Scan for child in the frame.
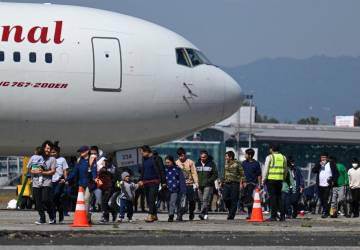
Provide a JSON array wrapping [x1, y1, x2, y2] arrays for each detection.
[[27, 147, 45, 185], [165, 155, 186, 222], [118, 172, 142, 222]]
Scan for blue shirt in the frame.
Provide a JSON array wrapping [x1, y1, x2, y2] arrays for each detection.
[[242, 160, 261, 184]]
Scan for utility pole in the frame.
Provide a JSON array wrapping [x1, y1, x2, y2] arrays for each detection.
[[245, 94, 254, 149]]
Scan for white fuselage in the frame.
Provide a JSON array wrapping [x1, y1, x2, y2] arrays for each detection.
[[0, 3, 241, 155]]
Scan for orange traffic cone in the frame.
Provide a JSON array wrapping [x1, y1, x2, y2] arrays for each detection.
[[71, 186, 91, 227], [247, 188, 264, 222]]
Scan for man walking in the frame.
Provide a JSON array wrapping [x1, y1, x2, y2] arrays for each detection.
[[242, 148, 262, 219], [139, 145, 166, 223], [348, 158, 360, 217], [195, 150, 218, 220], [176, 147, 199, 221], [262, 144, 287, 221], [312, 152, 339, 218], [223, 151, 245, 220]]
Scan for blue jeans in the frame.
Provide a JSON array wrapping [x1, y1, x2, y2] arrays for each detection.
[[119, 199, 133, 219]]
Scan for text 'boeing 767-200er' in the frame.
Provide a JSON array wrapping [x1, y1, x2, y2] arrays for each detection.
[[0, 2, 241, 155]]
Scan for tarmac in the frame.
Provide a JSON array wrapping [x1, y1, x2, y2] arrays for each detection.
[[0, 210, 360, 248]]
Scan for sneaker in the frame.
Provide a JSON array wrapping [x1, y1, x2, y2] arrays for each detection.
[[321, 214, 329, 219], [49, 219, 56, 224], [117, 218, 124, 223], [58, 220, 64, 224], [204, 214, 208, 220], [100, 218, 109, 224], [189, 213, 195, 221], [35, 221, 45, 225], [198, 214, 205, 220], [168, 215, 174, 222], [127, 218, 133, 223]]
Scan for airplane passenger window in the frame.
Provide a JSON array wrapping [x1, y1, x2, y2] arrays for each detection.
[[176, 48, 191, 67], [13, 52, 20, 62], [29, 52, 36, 63], [0, 51, 4, 62], [45, 53, 52, 63]]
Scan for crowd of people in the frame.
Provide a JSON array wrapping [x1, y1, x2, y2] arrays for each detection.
[[25, 140, 360, 225]]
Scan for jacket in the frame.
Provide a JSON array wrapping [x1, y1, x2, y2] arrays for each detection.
[[119, 180, 139, 201], [98, 167, 113, 191], [140, 155, 166, 185], [195, 156, 218, 188], [165, 165, 187, 193], [312, 160, 339, 187], [224, 160, 245, 183], [67, 158, 97, 188], [175, 158, 199, 186], [282, 167, 304, 193]]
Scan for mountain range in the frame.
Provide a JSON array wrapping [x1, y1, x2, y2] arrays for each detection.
[[224, 55, 360, 124]]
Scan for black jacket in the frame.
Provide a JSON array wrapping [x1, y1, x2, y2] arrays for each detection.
[[312, 160, 339, 187]]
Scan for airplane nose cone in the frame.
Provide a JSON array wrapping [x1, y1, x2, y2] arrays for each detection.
[[223, 73, 242, 119]]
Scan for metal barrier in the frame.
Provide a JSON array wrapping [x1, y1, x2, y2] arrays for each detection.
[[0, 157, 22, 186]]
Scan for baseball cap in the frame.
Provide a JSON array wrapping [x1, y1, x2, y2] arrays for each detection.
[[77, 145, 90, 153]]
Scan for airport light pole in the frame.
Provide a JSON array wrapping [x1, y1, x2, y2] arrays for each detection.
[[245, 94, 254, 148]]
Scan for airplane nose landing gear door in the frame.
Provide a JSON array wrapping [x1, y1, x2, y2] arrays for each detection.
[[92, 37, 122, 91]]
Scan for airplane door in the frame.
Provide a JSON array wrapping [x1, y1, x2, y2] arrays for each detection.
[[92, 37, 122, 91]]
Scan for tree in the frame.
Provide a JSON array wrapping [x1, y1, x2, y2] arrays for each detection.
[[297, 117, 320, 125], [255, 113, 279, 124]]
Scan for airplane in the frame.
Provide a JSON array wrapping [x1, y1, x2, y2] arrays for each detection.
[[0, 2, 242, 155]]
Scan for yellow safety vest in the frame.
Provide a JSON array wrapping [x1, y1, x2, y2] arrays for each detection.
[[268, 153, 286, 181]]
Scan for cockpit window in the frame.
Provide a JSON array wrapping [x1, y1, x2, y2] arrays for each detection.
[[186, 49, 201, 66], [196, 50, 212, 65], [176, 48, 212, 67], [186, 48, 212, 67], [176, 48, 191, 67]]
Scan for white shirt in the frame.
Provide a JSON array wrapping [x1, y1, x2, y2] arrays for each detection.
[[348, 167, 360, 189], [97, 157, 106, 172], [319, 162, 332, 187], [52, 157, 69, 182]]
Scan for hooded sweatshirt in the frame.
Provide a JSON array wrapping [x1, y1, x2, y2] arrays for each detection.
[[195, 156, 218, 188]]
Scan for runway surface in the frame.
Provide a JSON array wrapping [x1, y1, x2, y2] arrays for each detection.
[[0, 210, 359, 247]]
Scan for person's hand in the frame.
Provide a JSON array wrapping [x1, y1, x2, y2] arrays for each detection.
[[300, 187, 304, 194], [138, 181, 144, 187], [59, 179, 65, 184], [65, 181, 69, 185]]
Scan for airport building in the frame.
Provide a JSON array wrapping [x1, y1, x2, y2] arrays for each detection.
[[1, 107, 360, 187]]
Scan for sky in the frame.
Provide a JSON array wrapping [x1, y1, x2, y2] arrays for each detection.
[[3, 0, 360, 67]]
